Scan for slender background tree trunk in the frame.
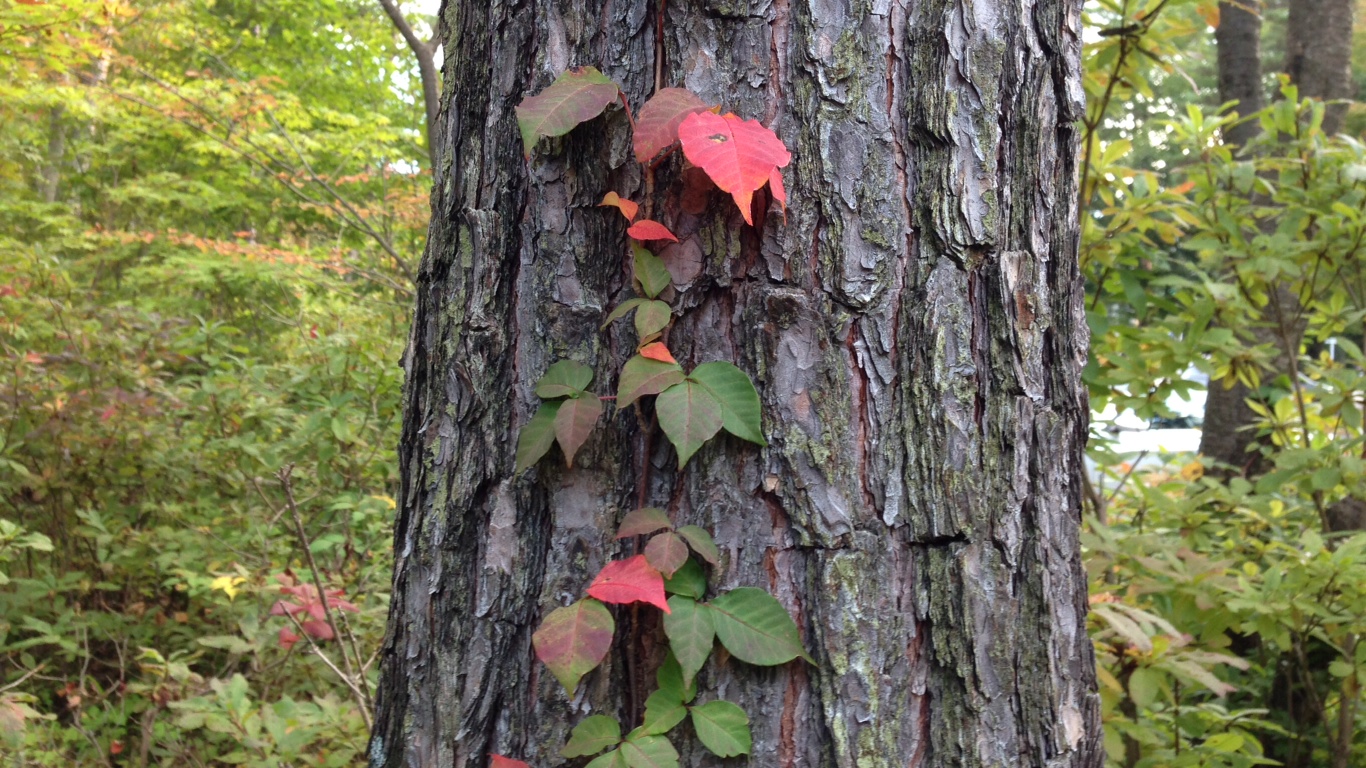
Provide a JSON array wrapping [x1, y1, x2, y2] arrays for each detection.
[[369, 1, 1101, 766]]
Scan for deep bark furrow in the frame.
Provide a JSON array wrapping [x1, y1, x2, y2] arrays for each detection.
[[371, 0, 1099, 766]]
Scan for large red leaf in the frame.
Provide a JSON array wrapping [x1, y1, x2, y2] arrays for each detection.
[[626, 220, 678, 242], [586, 555, 670, 612], [677, 112, 790, 226], [633, 88, 710, 163], [533, 598, 616, 693], [490, 756, 532, 768], [516, 67, 621, 157]]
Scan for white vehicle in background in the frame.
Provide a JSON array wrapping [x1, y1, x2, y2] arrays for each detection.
[[1088, 369, 1207, 476]]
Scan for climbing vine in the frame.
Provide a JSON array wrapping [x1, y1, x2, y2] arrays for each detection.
[[498, 66, 804, 768]]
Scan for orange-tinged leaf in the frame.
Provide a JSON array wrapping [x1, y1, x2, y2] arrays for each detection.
[[626, 220, 678, 242], [533, 598, 615, 693], [516, 67, 621, 156], [616, 507, 673, 538], [644, 532, 689, 577], [617, 355, 686, 408], [634, 88, 711, 163], [587, 555, 670, 612], [639, 342, 676, 364], [678, 112, 791, 225], [600, 191, 639, 221], [768, 167, 787, 213], [554, 396, 603, 467], [491, 756, 532, 768]]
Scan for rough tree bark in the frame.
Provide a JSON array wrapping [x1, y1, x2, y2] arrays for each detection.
[[369, 1, 1100, 767], [1284, 0, 1355, 135]]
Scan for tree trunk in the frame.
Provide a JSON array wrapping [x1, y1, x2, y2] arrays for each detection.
[[369, 1, 1100, 767], [1284, 0, 1355, 135], [1216, 0, 1263, 148]]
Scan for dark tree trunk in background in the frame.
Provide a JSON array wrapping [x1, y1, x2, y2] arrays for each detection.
[[1216, 0, 1263, 148], [369, 1, 1100, 767], [1284, 0, 1355, 135]]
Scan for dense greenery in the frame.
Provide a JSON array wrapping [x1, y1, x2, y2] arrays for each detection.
[[2, 0, 1365, 765]]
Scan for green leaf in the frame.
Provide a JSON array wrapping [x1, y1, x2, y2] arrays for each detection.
[[616, 508, 673, 539], [662, 596, 714, 687], [657, 651, 697, 703], [619, 733, 679, 768], [688, 362, 765, 445], [1311, 466, 1341, 491], [532, 598, 615, 694], [562, 715, 623, 758], [656, 380, 723, 467], [674, 525, 719, 565], [515, 66, 621, 155], [634, 300, 672, 339], [515, 401, 562, 472], [689, 701, 751, 757], [617, 355, 686, 408], [1202, 733, 1244, 753], [554, 395, 603, 467], [602, 298, 647, 329], [584, 750, 627, 768], [634, 245, 673, 299], [707, 587, 810, 666], [641, 688, 687, 735], [645, 532, 689, 577], [663, 559, 706, 599], [1128, 667, 1162, 709], [536, 360, 594, 399]]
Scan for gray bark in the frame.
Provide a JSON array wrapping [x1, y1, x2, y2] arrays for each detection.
[[1284, 0, 1354, 135], [1215, 0, 1263, 148], [369, 1, 1100, 767]]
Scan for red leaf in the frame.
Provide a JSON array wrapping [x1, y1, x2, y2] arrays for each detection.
[[278, 627, 301, 650], [533, 598, 616, 693], [302, 619, 334, 640], [586, 555, 670, 612], [678, 112, 791, 225], [515, 67, 621, 156], [768, 167, 787, 212], [490, 756, 532, 768], [626, 220, 678, 242], [615, 507, 673, 538], [600, 191, 639, 221], [634, 88, 711, 163], [638, 342, 676, 365]]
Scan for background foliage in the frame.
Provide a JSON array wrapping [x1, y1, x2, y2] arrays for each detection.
[[3, 0, 1366, 765]]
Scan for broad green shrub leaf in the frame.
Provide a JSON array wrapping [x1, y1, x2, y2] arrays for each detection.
[[515, 67, 620, 156], [536, 360, 594, 399], [603, 298, 648, 328], [619, 732, 679, 768], [587, 555, 670, 612], [689, 700, 751, 757], [532, 598, 615, 694], [616, 508, 673, 539], [634, 88, 710, 163], [617, 356, 685, 408], [633, 246, 673, 299], [641, 688, 687, 735], [675, 525, 719, 565], [662, 596, 713, 686], [516, 401, 562, 472], [634, 300, 671, 340], [656, 380, 723, 467], [657, 651, 697, 703], [1127, 667, 1162, 708], [688, 362, 764, 445], [663, 558, 706, 599], [562, 715, 622, 758], [677, 111, 791, 225], [644, 532, 689, 577], [707, 587, 810, 665], [553, 395, 603, 467]]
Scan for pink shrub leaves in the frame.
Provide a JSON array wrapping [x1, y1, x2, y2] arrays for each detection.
[[515, 67, 620, 156], [633, 88, 711, 164], [269, 573, 358, 648], [586, 555, 669, 612], [677, 111, 790, 225], [532, 598, 615, 693]]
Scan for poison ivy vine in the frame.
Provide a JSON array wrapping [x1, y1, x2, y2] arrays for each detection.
[[499, 66, 804, 768]]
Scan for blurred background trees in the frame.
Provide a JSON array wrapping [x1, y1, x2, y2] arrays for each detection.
[[3, 0, 1366, 765]]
